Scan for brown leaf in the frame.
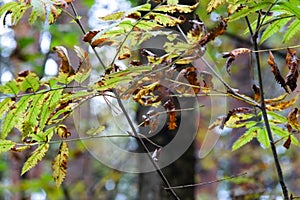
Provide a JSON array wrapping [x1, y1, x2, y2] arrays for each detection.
[[268, 51, 289, 93], [187, 15, 206, 43], [91, 38, 114, 48], [223, 48, 252, 75], [287, 107, 300, 130], [252, 84, 260, 102], [83, 30, 100, 43], [266, 95, 298, 111], [283, 135, 291, 149], [285, 48, 299, 92], [201, 71, 214, 89], [53, 46, 74, 75], [199, 17, 227, 46], [163, 99, 177, 130]]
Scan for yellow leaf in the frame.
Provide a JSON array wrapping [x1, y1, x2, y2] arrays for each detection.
[[266, 94, 298, 111], [207, 0, 226, 14], [52, 142, 68, 187]]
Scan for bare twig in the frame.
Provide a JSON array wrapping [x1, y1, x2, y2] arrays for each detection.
[[69, 2, 180, 199], [247, 9, 290, 199], [164, 172, 247, 189]]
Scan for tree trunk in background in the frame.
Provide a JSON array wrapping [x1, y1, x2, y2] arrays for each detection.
[[137, 0, 197, 199]]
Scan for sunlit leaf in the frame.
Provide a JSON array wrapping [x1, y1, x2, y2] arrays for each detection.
[[265, 93, 287, 103], [1, 96, 31, 139], [266, 94, 298, 111], [232, 126, 260, 151], [270, 125, 300, 146], [283, 19, 300, 43], [100, 11, 125, 21], [52, 142, 68, 187], [145, 13, 185, 27], [0, 80, 19, 95], [16, 71, 40, 92], [0, 2, 29, 25], [21, 143, 49, 175], [155, 3, 199, 14], [256, 128, 270, 148], [0, 140, 15, 153], [207, 0, 226, 14], [260, 17, 291, 44], [0, 98, 14, 119]]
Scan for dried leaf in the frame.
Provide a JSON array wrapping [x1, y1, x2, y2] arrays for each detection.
[[265, 93, 287, 104], [268, 51, 289, 93], [53, 46, 74, 76], [287, 108, 300, 130], [283, 135, 291, 149], [187, 15, 206, 43], [266, 95, 298, 111], [201, 71, 214, 92], [199, 18, 227, 46], [285, 48, 299, 91], [83, 30, 100, 44], [52, 142, 68, 187], [163, 99, 177, 130], [222, 48, 252, 75], [252, 84, 260, 102], [74, 46, 91, 83], [56, 125, 71, 139]]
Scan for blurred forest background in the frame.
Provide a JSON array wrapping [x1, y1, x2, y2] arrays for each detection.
[[1, 0, 300, 199]]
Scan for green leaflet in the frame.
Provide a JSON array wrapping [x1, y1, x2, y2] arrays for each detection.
[[1, 96, 31, 139], [0, 2, 29, 25], [17, 72, 40, 92], [39, 90, 63, 130], [167, 0, 179, 4], [52, 142, 69, 187], [22, 93, 45, 137], [270, 125, 300, 147], [277, 1, 300, 20], [0, 140, 15, 154], [260, 17, 291, 44], [257, 128, 270, 148], [21, 143, 49, 175], [0, 98, 14, 119], [283, 19, 300, 43], [229, 1, 274, 22], [267, 111, 287, 124], [0, 80, 19, 95], [232, 126, 261, 151]]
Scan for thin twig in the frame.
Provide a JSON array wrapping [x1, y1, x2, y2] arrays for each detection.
[[164, 172, 247, 189], [69, 3, 180, 199], [248, 10, 290, 199]]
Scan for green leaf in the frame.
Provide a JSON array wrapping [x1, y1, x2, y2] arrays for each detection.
[[29, 0, 46, 24], [1, 96, 31, 139], [167, 0, 179, 5], [260, 17, 291, 44], [100, 11, 125, 21], [155, 3, 198, 14], [0, 80, 19, 95], [17, 72, 40, 92], [39, 90, 63, 130], [0, 140, 15, 154], [0, 2, 29, 25], [21, 143, 49, 175], [277, 1, 300, 20], [22, 93, 45, 137], [145, 13, 185, 27], [257, 128, 270, 148], [52, 142, 69, 187], [283, 19, 300, 43], [232, 126, 260, 151], [267, 111, 287, 124], [229, 1, 274, 22], [270, 125, 300, 147], [0, 98, 14, 119]]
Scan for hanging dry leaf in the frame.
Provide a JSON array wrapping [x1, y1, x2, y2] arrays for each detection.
[[201, 71, 214, 93], [222, 48, 251, 75], [163, 99, 177, 130], [283, 135, 291, 149], [83, 30, 100, 44], [187, 15, 206, 43], [53, 46, 74, 75], [267, 51, 289, 93], [285, 48, 299, 92], [56, 125, 71, 138], [199, 17, 227, 46], [287, 107, 300, 130], [252, 84, 260, 102]]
